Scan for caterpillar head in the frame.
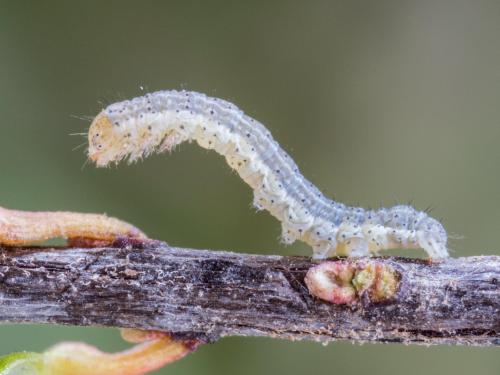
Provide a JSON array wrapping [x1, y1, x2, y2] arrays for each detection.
[[88, 112, 123, 167]]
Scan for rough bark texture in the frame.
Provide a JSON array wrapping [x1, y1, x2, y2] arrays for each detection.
[[0, 243, 498, 346]]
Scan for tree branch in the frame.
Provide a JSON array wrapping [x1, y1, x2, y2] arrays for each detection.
[[0, 243, 498, 346]]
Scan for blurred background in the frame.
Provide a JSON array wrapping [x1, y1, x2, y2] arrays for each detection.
[[1, 0, 499, 374]]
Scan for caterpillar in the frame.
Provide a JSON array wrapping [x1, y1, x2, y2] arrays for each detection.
[[87, 90, 448, 260]]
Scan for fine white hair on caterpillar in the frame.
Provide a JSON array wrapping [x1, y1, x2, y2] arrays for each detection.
[[87, 90, 448, 260]]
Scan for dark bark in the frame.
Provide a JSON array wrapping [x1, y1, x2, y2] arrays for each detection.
[[0, 243, 498, 346]]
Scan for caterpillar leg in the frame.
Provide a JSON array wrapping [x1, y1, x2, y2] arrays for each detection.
[[0, 206, 147, 247], [158, 130, 185, 153], [334, 223, 448, 260], [416, 230, 449, 260], [43, 329, 197, 375], [335, 225, 370, 257]]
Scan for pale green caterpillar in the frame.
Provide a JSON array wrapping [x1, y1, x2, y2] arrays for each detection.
[[88, 90, 448, 260]]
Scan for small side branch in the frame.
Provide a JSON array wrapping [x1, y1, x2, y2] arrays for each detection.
[[0, 244, 498, 346]]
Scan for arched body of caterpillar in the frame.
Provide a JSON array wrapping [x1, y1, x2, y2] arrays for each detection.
[[88, 90, 448, 260], [0, 206, 146, 246]]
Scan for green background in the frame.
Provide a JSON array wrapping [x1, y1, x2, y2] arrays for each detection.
[[1, 1, 499, 374]]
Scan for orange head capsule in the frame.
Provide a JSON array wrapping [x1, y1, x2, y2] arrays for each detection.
[[88, 112, 123, 167]]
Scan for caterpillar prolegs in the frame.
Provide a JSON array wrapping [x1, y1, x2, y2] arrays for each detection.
[[88, 90, 449, 260]]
